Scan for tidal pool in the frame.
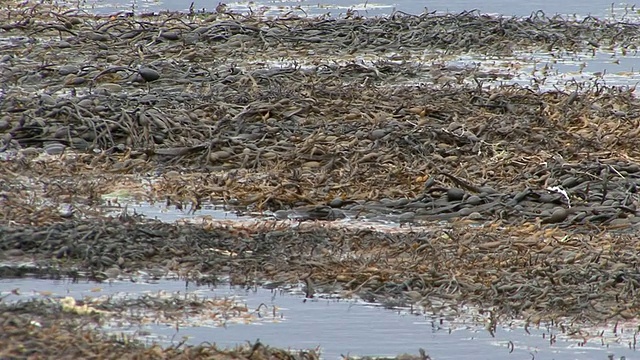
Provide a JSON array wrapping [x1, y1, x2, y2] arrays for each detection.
[[107, 201, 255, 222], [110, 200, 436, 233], [0, 277, 635, 359]]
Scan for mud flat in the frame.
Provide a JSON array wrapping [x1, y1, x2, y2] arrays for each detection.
[[2, 1, 640, 358]]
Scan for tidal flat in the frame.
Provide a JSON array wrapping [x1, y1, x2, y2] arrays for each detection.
[[1, 1, 640, 358]]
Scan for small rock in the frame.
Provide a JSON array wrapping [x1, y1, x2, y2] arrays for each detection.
[[467, 212, 484, 220], [44, 142, 66, 155], [77, 98, 94, 108], [64, 75, 86, 86], [466, 195, 482, 205], [160, 31, 180, 40], [138, 67, 160, 82], [393, 198, 410, 207], [86, 32, 109, 41], [208, 150, 232, 162], [164, 170, 181, 179], [39, 93, 56, 105], [478, 186, 498, 195], [370, 129, 387, 139], [58, 65, 80, 76], [458, 207, 474, 216], [329, 197, 343, 208], [273, 210, 290, 220], [0, 118, 9, 131], [541, 208, 569, 224], [447, 188, 465, 201], [561, 176, 580, 188]]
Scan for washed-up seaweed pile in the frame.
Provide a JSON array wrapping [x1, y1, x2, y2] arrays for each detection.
[[2, 1, 640, 58], [2, 213, 640, 326], [3, 3, 640, 228], [5, 83, 640, 227]]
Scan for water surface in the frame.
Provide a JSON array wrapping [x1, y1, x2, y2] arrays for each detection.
[[0, 278, 636, 359], [63, 0, 639, 18]]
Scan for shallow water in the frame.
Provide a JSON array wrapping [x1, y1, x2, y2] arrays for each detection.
[[61, 0, 639, 18], [113, 200, 433, 233], [446, 49, 640, 91], [53, 0, 640, 93], [0, 277, 636, 359], [87, 203, 640, 359], [110, 201, 254, 222]]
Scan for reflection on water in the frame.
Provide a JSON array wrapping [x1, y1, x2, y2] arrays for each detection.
[[0, 277, 636, 359], [444, 49, 640, 91], [106, 201, 254, 222]]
